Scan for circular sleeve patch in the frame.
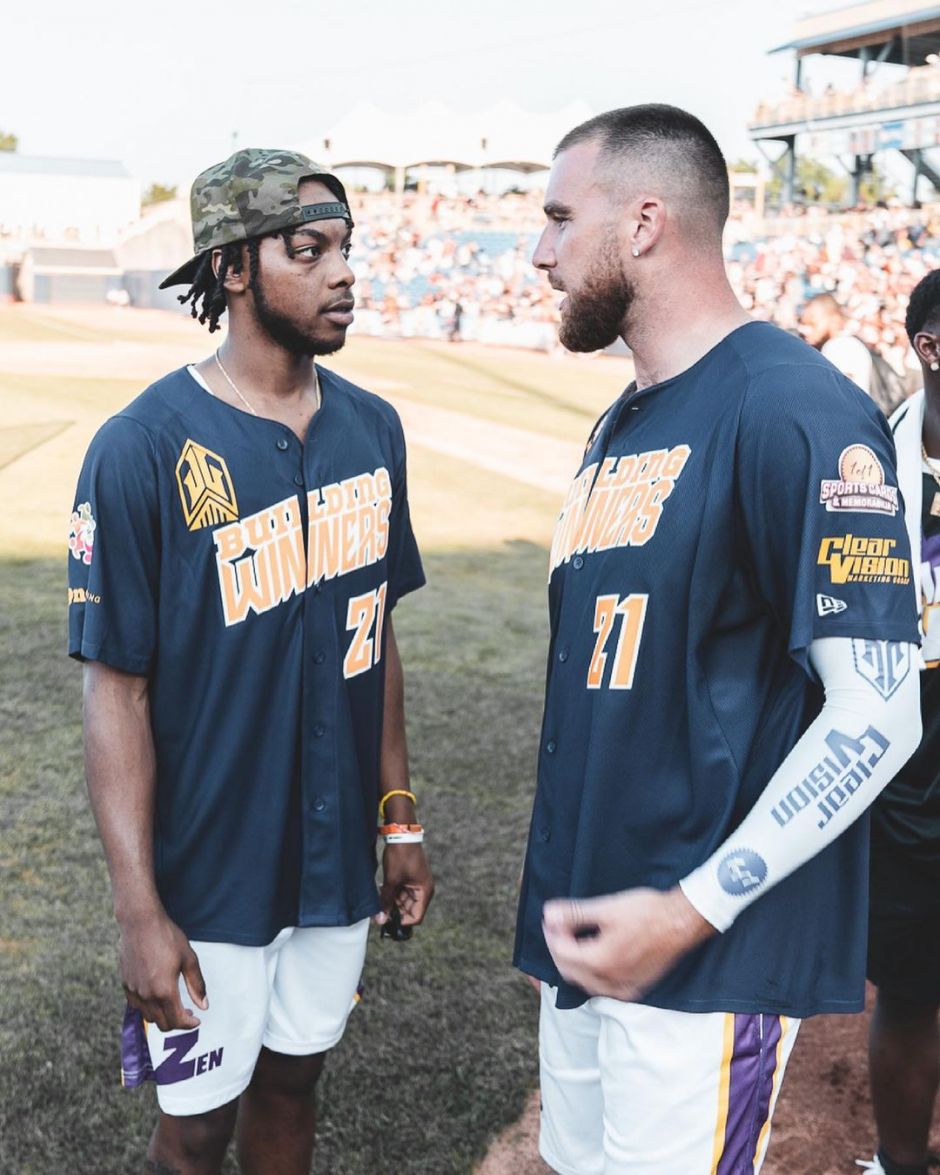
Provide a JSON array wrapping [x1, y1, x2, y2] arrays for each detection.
[[717, 849, 768, 896]]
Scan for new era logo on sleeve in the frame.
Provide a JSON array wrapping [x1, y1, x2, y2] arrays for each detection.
[[816, 593, 848, 617]]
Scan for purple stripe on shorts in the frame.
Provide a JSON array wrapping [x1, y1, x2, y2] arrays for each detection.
[[120, 1005, 154, 1089], [716, 1013, 784, 1174], [753, 1014, 783, 1149], [716, 1014, 762, 1175]]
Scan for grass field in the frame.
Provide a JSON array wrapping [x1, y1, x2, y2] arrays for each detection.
[[0, 305, 631, 1172]]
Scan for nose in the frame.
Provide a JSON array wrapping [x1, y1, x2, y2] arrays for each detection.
[[532, 227, 555, 272], [330, 254, 355, 289]]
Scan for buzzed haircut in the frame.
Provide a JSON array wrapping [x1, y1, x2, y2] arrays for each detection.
[[905, 268, 940, 343], [555, 104, 730, 236]]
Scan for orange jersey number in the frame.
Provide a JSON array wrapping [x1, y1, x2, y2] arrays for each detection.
[[587, 593, 648, 690], [343, 581, 388, 679]]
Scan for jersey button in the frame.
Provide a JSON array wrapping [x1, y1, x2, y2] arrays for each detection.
[[558, 648, 569, 663], [572, 556, 584, 570], [546, 739, 557, 754], [313, 724, 325, 737], [293, 473, 304, 487], [539, 828, 551, 843], [276, 438, 289, 451], [313, 796, 326, 812], [313, 651, 326, 665]]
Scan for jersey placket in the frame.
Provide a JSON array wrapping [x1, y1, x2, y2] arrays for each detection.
[[283, 407, 343, 922], [532, 389, 658, 923]]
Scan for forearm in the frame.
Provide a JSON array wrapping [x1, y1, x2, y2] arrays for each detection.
[[82, 661, 162, 923], [680, 637, 922, 931], [379, 618, 416, 824]]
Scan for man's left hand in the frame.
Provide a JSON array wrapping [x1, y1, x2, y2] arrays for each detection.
[[542, 886, 716, 1001], [377, 843, 435, 928]]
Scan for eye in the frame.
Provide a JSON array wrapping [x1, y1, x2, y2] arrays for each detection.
[[341, 242, 352, 260], [296, 244, 321, 260]]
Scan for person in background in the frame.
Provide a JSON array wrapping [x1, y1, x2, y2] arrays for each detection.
[[859, 269, 940, 1175], [799, 292, 874, 395]]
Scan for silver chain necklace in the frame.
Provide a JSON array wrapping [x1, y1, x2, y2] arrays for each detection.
[[212, 350, 321, 417]]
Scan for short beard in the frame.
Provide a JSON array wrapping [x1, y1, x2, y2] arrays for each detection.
[[558, 241, 634, 354], [252, 265, 346, 358]]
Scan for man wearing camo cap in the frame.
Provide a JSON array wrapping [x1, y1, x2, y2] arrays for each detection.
[[68, 148, 433, 1171]]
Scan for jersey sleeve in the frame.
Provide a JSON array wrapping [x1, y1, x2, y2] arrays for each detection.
[[736, 363, 919, 675], [67, 415, 160, 675], [385, 413, 425, 610]]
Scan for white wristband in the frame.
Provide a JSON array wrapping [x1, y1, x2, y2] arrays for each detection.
[[383, 831, 425, 844]]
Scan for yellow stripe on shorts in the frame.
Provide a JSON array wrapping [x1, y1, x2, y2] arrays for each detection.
[[710, 1012, 735, 1173]]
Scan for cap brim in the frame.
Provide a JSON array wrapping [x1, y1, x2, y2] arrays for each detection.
[[159, 253, 204, 290]]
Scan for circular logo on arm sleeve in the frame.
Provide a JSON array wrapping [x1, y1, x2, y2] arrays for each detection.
[[819, 443, 899, 515], [838, 444, 883, 485], [717, 849, 767, 896]]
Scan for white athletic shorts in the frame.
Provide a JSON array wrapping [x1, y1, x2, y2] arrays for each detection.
[[539, 984, 800, 1175], [120, 921, 369, 1117]]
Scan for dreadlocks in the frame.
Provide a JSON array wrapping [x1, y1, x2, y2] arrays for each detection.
[[177, 237, 263, 332]]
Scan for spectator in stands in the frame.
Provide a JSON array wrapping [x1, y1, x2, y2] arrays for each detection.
[[335, 187, 936, 362], [798, 292, 874, 394]]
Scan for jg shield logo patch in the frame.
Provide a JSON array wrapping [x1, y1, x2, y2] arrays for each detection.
[[851, 639, 911, 700], [176, 439, 239, 531], [717, 849, 767, 896]]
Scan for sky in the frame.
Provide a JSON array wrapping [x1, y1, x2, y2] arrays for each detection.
[[1, 0, 885, 188]]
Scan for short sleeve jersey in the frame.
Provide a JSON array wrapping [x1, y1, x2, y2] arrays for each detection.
[[68, 365, 425, 945], [514, 322, 919, 1015], [871, 452, 940, 868]]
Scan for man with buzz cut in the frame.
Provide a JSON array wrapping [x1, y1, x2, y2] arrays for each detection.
[[67, 149, 433, 1173], [513, 104, 923, 1174]]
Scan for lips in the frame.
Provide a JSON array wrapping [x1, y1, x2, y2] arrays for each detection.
[[323, 300, 354, 326]]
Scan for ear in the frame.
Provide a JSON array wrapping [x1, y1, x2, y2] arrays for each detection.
[[212, 246, 250, 294], [630, 197, 666, 258], [914, 330, 940, 369]]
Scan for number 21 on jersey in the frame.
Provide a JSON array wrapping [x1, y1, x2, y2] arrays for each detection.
[[344, 581, 387, 679], [587, 593, 648, 690]]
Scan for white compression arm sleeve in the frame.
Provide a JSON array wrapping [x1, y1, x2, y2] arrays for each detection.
[[679, 636, 922, 932]]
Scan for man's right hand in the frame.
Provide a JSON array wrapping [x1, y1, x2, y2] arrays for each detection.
[[118, 910, 208, 1032]]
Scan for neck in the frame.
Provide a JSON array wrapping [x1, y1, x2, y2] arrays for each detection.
[[217, 327, 317, 403], [623, 265, 751, 390]]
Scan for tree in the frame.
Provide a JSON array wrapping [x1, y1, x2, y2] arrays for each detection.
[[859, 163, 896, 205], [0, 130, 17, 152], [142, 182, 178, 206], [767, 157, 847, 206]]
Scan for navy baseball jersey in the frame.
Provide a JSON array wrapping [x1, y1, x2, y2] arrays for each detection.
[[68, 365, 425, 945], [514, 321, 919, 1015]]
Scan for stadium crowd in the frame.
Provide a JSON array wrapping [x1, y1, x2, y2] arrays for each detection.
[[346, 187, 940, 377]]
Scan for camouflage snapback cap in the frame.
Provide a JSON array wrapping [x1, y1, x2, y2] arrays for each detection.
[[160, 148, 351, 289]]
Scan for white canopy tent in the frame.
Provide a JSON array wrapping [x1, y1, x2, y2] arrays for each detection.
[[297, 100, 594, 188]]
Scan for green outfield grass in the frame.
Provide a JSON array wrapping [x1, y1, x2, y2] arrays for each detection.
[[340, 336, 622, 440], [0, 307, 607, 1172]]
